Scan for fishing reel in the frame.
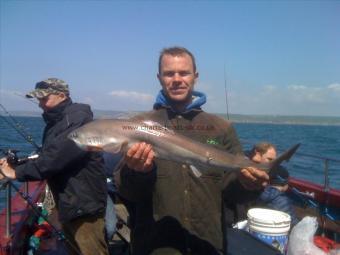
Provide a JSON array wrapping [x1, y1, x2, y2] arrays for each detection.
[[4, 149, 20, 166], [1, 148, 39, 167], [0, 149, 39, 189], [0, 149, 17, 189]]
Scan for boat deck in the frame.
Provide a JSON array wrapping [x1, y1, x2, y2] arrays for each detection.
[[1, 178, 340, 254]]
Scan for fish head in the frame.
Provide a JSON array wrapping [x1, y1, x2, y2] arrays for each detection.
[[68, 120, 128, 153], [68, 128, 104, 151]]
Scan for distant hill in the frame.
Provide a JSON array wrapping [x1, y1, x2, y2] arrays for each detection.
[[6, 110, 340, 125], [6, 110, 142, 119], [218, 114, 340, 126], [7, 111, 42, 117], [92, 110, 142, 119]]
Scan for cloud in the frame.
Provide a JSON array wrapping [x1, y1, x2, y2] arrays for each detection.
[[328, 83, 340, 92], [196, 81, 217, 102], [287, 85, 308, 90], [285, 83, 340, 104], [261, 85, 278, 96], [82, 97, 95, 104], [196, 81, 214, 91], [212, 82, 340, 116], [285, 84, 324, 103], [264, 85, 277, 91], [108, 90, 153, 102]]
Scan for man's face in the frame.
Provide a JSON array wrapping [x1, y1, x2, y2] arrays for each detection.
[[252, 147, 277, 163], [38, 93, 66, 111], [157, 53, 198, 104]]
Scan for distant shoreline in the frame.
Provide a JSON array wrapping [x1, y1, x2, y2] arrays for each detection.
[[218, 114, 340, 126], [6, 111, 340, 126], [231, 120, 340, 126]]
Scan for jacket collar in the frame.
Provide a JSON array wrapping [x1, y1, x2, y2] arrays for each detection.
[[153, 90, 206, 114], [42, 98, 72, 124]]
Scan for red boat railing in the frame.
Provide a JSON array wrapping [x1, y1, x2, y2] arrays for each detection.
[[2, 183, 29, 238], [0, 181, 46, 255]]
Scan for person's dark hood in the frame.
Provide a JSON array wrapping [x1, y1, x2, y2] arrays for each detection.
[[43, 99, 92, 124], [42, 98, 72, 124]]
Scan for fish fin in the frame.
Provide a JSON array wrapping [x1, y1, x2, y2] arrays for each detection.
[[190, 165, 202, 178], [268, 143, 300, 172], [102, 141, 129, 154]]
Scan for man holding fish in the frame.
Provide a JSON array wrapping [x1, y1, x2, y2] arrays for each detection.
[[66, 46, 298, 254], [119, 47, 270, 255]]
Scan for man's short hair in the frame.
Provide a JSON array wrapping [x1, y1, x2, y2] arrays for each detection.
[[250, 142, 276, 157], [158, 46, 197, 74]]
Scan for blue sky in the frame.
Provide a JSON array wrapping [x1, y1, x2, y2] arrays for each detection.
[[1, 0, 339, 116]]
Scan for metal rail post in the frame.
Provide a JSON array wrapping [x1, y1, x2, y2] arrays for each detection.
[[321, 159, 330, 236], [324, 159, 329, 192], [24, 182, 29, 197], [5, 184, 11, 237]]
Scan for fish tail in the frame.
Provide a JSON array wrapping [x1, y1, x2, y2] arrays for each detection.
[[268, 143, 300, 172]]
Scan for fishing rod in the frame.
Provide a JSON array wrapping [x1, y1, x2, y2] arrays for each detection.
[[0, 103, 40, 150], [224, 63, 230, 120], [12, 91, 39, 105], [0, 150, 82, 255]]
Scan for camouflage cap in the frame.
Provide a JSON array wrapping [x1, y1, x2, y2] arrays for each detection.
[[26, 78, 69, 99]]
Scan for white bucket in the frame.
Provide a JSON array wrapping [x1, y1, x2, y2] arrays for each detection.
[[247, 208, 291, 253]]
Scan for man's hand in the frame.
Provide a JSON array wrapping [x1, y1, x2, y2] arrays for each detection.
[[125, 142, 155, 173], [238, 167, 269, 190], [0, 158, 17, 180]]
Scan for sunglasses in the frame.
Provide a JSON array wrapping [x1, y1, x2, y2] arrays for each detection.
[[35, 82, 68, 94], [35, 81, 55, 90]]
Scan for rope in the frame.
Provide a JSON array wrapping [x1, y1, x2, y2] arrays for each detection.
[[42, 184, 56, 215]]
